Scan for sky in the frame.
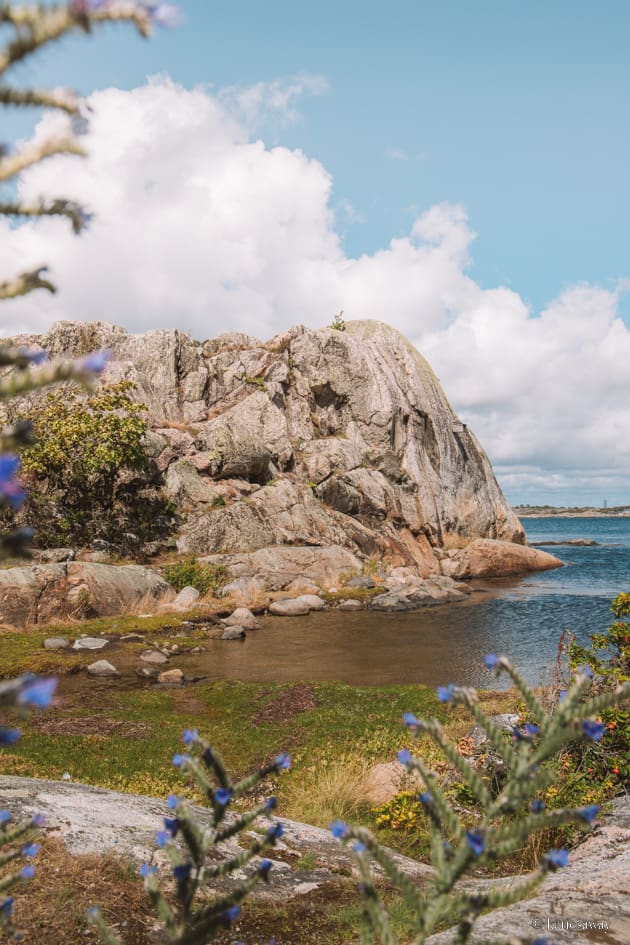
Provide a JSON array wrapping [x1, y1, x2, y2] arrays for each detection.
[[1, 0, 629, 506]]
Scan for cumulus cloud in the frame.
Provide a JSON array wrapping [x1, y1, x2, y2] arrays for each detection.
[[1, 76, 628, 503]]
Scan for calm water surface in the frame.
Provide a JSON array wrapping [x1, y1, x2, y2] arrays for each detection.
[[167, 517, 630, 690]]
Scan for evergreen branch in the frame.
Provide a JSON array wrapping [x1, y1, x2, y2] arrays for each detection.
[[0, 4, 153, 76], [0, 135, 84, 183], [0, 198, 92, 233], [0, 266, 56, 300], [0, 84, 81, 113]]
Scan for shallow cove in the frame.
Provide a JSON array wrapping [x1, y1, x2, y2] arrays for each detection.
[[55, 517, 630, 693]]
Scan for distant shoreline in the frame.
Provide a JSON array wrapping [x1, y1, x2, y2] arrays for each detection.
[[515, 508, 630, 519]]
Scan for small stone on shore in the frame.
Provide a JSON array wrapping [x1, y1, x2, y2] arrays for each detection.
[[87, 660, 119, 677]]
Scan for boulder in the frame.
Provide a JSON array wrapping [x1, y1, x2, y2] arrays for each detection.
[[440, 539, 564, 579], [72, 637, 108, 651], [139, 650, 169, 664], [0, 561, 171, 627], [157, 668, 184, 684], [269, 599, 312, 617], [7, 319, 526, 580], [207, 626, 246, 640], [170, 586, 201, 610], [87, 660, 119, 677], [43, 637, 69, 650], [223, 607, 260, 630], [219, 576, 266, 605], [338, 599, 362, 611], [293, 595, 326, 611], [366, 761, 424, 805]]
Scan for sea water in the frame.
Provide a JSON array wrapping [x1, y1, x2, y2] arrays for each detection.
[[180, 517, 630, 689]]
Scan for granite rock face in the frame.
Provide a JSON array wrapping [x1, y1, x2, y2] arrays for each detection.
[[0, 562, 171, 626], [440, 538, 563, 579], [5, 318, 526, 578]]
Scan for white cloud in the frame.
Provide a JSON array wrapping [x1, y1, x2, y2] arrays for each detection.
[[217, 74, 329, 131], [1, 76, 629, 504]]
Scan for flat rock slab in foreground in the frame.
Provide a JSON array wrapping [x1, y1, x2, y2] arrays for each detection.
[[0, 777, 628, 943], [0, 776, 429, 903]]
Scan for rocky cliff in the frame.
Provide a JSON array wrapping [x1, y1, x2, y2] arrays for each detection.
[[6, 319, 525, 576]]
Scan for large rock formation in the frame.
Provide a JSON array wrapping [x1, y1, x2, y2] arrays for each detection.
[[5, 319, 527, 577]]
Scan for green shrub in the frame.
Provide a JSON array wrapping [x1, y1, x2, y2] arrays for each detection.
[[5, 381, 174, 552], [163, 556, 227, 595]]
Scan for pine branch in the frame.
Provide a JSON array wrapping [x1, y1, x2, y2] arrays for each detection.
[[0, 198, 91, 233], [0, 266, 55, 300], [0, 84, 81, 113], [0, 134, 84, 183]]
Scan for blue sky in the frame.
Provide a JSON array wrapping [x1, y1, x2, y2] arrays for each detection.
[[2, 1, 630, 505], [16, 0, 629, 318]]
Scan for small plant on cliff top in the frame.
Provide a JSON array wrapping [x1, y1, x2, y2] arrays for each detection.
[[331, 310, 346, 331]]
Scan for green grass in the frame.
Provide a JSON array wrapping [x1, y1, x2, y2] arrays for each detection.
[[0, 672, 455, 856]]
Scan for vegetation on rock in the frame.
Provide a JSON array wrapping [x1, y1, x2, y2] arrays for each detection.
[[4, 381, 174, 551]]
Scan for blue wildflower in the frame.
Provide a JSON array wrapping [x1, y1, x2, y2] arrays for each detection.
[[402, 712, 420, 730], [330, 820, 349, 839], [215, 788, 232, 807], [0, 897, 13, 916], [484, 654, 499, 669], [166, 794, 179, 809], [545, 848, 570, 869], [21, 844, 40, 858], [222, 905, 240, 923], [530, 799, 546, 813], [19, 348, 46, 365], [0, 811, 12, 825], [264, 796, 277, 811], [163, 817, 179, 836], [581, 720, 606, 741], [437, 684, 456, 703], [139, 863, 157, 877], [18, 677, 57, 709], [354, 841, 367, 853], [419, 792, 432, 806], [465, 830, 486, 856], [172, 753, 190, 767], [258, 858, 273, 876], [172, 863, 192, 881], [20, 866, 35, 880], [0, 455, 25, 509], [30, 814, 46, 827], [80, 350, 111, 374], [397, 749, 412, 765], [274, 753, 291, 770], [182, 728, 199, 745], [558, 690, 568, 702], [0, 728, 21, 745], [156, 831, 169, 848], [577, 805, 599, 824], [266, 823, 284, 842], [524, 723, 540, 737]]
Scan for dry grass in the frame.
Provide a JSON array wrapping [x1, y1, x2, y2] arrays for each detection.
[[11, 837, 153, 945], [119, 589, 175, 617], [282, 754, 375, 828]]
